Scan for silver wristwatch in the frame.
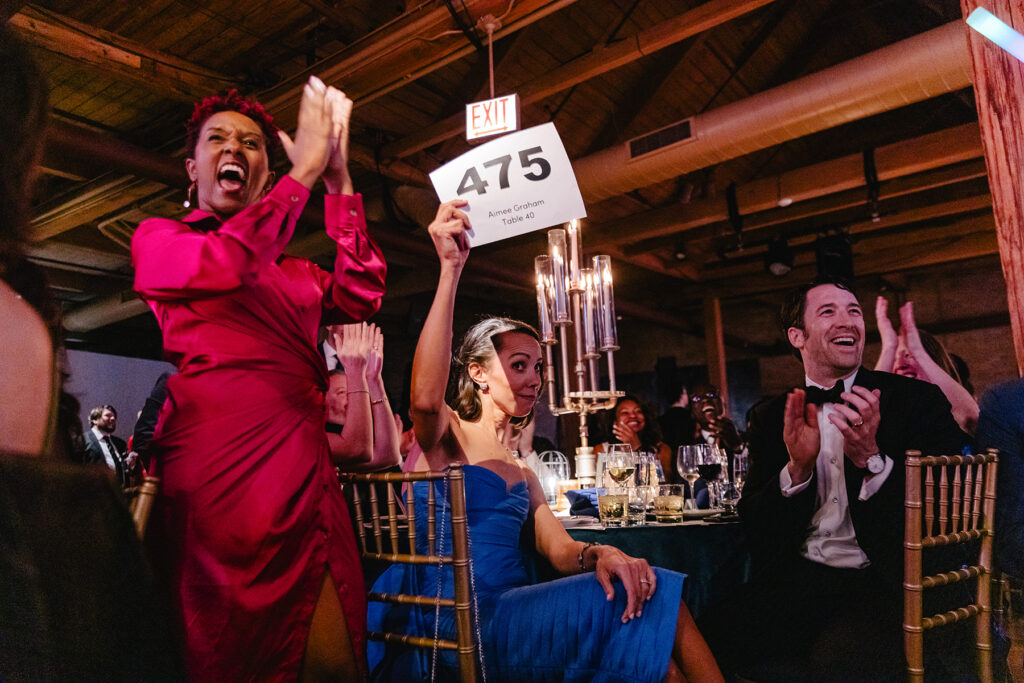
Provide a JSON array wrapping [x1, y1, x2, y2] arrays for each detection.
[[866, 453, 886, 474]]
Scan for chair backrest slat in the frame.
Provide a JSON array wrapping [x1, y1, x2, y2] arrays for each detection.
[[369, 482, 383, 550], [427, 482, 437, 556], [962, 465, 974, 532], [938, 464, 949, 535], [924, 466, 935, 536], [350, 483, 368, 553], [406, 484, 417, 552], [951, 466, 961, 533], [386, 485, 400, 551]]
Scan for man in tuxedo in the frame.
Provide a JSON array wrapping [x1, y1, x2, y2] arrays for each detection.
[[83, 404, 134, 488], [700, 278, 968, 681]]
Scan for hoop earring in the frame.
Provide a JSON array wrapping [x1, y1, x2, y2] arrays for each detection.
[[183, 181, 196, 208]]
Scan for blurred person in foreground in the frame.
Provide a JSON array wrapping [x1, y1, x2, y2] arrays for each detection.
[[131, 78, 385, 680], [700, 277, 969, 681], [875, 297, 979, 434], [367, 198, 722, 682], [0, 25, 181, 679], [325, 322, 400, 471]]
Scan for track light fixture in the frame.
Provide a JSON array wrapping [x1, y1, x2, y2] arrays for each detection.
[[764, 237, 794, 277]]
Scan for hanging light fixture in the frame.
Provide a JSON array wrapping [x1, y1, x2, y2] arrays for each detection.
[[764, 237, 794, 277]]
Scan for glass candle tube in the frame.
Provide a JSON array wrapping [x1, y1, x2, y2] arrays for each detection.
[[580, 268, 598, 356], [548, 229, 570, 324], [534, 256, 555, 343], [593, 255, 618, 350]]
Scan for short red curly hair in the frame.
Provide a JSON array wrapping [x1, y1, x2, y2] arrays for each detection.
[[185, 89, 280, 167]]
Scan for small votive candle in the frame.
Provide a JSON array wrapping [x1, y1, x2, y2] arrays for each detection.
[[556, 478, 578, 513]]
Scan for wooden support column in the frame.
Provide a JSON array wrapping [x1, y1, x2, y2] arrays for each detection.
[[961, 0, 1024, 375], [703, 296, 729, 407]]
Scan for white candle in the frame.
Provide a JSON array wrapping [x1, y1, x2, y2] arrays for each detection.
[[567, 219, 581, 288]]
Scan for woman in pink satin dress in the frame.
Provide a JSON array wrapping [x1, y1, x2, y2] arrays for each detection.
[[131, 78, 385, 681]]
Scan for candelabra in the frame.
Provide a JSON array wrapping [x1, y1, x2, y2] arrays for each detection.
[[534, 219, 622, 486]]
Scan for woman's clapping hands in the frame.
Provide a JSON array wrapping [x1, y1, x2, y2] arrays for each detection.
[[334, 322, 374, 378], [279, 75, 354, 192]]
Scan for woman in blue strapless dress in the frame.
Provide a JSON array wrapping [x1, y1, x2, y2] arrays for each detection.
[[368, 199, 723, 682]]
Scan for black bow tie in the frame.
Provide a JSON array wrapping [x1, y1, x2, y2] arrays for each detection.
[[804, 383, 844, 406]]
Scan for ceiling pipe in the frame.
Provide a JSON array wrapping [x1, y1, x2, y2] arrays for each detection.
[[63, 291, 151, 333], [43, 120, 188, 188], [573, 20, 973, 202]]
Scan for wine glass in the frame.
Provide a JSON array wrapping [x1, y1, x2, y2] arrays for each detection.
[[676, 445, 701, 510], [604, 444, 635, 489], [697, 445, 728, 509]]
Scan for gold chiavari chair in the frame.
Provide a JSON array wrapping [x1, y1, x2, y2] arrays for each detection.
[[339, 464, 479, 683], [124, 475, 160, 540], [904, 449, 998, 683]]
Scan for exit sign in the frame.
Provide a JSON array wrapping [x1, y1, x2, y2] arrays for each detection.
[[466, 94, 520, 141]]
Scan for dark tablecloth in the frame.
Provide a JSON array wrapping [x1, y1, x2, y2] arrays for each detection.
[[567, 521, 749, 619]]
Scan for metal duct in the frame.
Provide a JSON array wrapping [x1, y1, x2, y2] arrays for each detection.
[[573, 21, 973, 202], [63, 292, 151, 333]]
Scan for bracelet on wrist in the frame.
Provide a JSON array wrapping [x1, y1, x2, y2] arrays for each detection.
[[577, 542, 600, 573]]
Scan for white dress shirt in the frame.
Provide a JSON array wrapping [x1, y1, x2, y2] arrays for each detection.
[[323, 340, 339, 371], [778, 372, 893, 569], [91, 426, 119, 471]]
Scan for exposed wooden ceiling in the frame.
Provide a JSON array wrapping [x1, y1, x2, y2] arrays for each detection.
[[7, 0, 999, 359]]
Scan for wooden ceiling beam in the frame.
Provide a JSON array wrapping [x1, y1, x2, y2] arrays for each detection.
[[261, 0, 579, 128], [298, 0, 357, 40], [710, 214, 998, 300], [626, 159, 991, 257], [704, 196, 994, 279], [584, 122, 983, 252], [9, 4, 235, 101], [31, 178, 167, 241], [380, 0, 778, 160]]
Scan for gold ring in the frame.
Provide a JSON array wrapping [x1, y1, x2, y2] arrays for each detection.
[[640, 579, 650, 584]]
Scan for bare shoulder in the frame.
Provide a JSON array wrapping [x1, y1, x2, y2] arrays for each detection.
[[416, 407, 468, 471], [0, 281, 53, 454]]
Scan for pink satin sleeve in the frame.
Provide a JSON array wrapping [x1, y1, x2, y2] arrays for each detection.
[[319, 193, 386, 324], [132, 177, 309, 300]]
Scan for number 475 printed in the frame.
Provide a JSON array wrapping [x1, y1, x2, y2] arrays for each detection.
[[430, 123, 586, 247], [456, 147, 551, 195]]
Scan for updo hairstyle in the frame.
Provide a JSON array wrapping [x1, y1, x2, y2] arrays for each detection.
[[450, 316, 541, 425]]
